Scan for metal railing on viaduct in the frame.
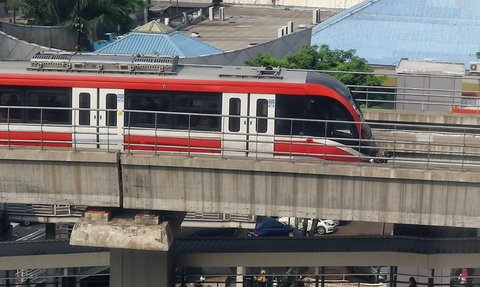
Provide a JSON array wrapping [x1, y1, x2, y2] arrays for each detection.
[[0, 110, 480, 228]]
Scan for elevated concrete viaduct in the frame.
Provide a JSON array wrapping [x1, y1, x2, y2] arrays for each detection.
[[0, 147, 479, 229]]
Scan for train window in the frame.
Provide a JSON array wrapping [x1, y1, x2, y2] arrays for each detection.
[[79, 93, 90, 125], [124, 94, 170, 128], [228, 98, 241, 132], [255, 99, 268, 133], [275, 94, 305, 136], [26, 90, 71, 124], [174, 93, 221, 131], [105, 94, 117, 127], [0, 90, 23, 123], [275, 95, 355, 139]]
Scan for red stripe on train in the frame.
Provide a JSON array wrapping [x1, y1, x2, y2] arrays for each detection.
[[0, 132, 72, 147], [124, 135, 221, 153], [274, 140, 364, 162]]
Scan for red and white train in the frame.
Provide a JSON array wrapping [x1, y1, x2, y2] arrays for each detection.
[[0, 52, 379, 162]]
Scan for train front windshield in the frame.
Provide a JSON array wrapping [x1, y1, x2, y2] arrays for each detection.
[[347, 90, 376, 148]]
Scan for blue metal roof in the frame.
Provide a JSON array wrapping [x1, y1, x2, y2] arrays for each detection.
[[96, 32, 223, 57], [311, 0, 480, 66]]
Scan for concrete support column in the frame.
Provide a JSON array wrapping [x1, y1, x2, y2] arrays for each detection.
[[110, 248, 175, 287], [236, 267, 244, 287], [46, 268, 57, 287], [45, 223, 56, 240]]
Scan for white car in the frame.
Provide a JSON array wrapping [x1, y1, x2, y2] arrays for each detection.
[[277, 217, 336, 235]]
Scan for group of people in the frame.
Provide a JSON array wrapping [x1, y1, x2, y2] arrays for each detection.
[[255, 270, 305, 287]]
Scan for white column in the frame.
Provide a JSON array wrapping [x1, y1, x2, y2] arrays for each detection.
[[220, 7, 225, 21], [209, 7, 214, 21], [313, 9, 319, 24]]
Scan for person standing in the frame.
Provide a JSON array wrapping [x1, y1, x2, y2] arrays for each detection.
[[409, 277, 417, 287]]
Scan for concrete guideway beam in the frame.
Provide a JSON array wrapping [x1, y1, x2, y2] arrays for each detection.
[[363, 109, 480, 126], [0, 148, 121, 207], [70, 210, 184, 251], [121, 153, 480, 228]]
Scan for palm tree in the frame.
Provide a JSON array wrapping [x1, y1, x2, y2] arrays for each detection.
[[5, 0, 143, 40]]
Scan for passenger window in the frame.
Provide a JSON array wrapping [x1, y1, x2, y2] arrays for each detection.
[[106, 94, 117, 127], [174, 93, 221, 131], [0, 90, 23, 123], [228, 98, 241, 132], [124, 94, 170, 128], [256, 99, 268, 133], [79, 93, 90, 125], [26, 91, 71, 124], [275, 94, 305, 136]]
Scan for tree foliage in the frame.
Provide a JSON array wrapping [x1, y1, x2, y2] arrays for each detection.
[[245, 45, 391, 108], [5, 0, 143, 40]]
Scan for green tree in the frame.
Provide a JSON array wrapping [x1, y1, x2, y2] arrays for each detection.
[[246, 45, 391, 108], [5, 0, 143, 40]]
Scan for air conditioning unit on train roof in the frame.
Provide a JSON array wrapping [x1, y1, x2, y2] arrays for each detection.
[[470, 62, 480, 73], [29, 52, 179, 74]]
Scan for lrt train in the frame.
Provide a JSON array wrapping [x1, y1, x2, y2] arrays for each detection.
[[0, 52, 380, 162]]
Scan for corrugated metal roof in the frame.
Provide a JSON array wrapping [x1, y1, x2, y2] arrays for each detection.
[[96, 32, 223, 57], [0, 240, 107, 256], [176, 236, 480, 254], [3, 236, 480, 257], [311, 0, 480, 66]]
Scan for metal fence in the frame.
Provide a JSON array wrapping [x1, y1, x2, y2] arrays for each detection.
[[1, 106, 480, 171], [296, 69, 480, 113], [184, 212, 256, 222], [4, 204, 86, 217]]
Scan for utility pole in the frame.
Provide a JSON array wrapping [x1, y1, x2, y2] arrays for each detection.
[[75, 0, 83, 51], [143, 0, 148, 24]]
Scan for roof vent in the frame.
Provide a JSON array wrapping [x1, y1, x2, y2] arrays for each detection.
[[258, 66, 281, 76]]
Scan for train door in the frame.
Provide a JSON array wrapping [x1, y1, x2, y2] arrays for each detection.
[[248, 94, 275, 158], [98, 89, 124, 149], [72, 88, 98, 148], [222, 93, 248, 156]]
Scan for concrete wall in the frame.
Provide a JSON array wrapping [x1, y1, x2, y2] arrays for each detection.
[[121, 153, 480, 228], [221, 0, 363, 9], [363, 109, 480, 125], [1, 23, 76, 51], [0, 30, 60, 60], [0, 149, 120, 207], [180, 27, 312, 66]]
